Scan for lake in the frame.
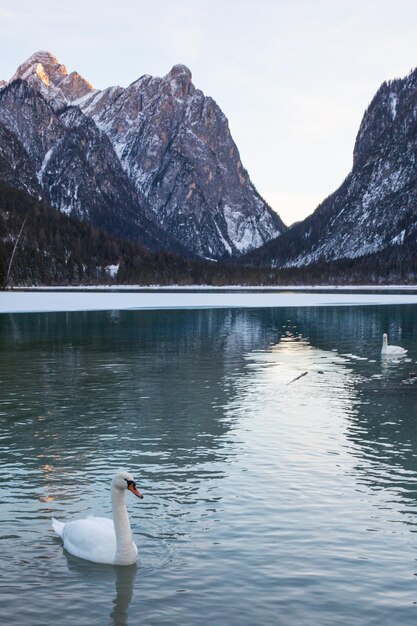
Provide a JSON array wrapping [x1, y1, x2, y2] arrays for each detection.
[[1, 305, 417, 625]]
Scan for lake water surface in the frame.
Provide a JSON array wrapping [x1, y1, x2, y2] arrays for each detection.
[[1, 305, 417, 625]]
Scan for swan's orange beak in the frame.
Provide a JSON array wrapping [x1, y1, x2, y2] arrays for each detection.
[[128, 483, 143, 499]]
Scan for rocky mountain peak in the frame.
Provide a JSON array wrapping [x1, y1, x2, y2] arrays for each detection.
[[12, 51, 67, 86], [9, 50, 94, 106], [163, 64, 193, 97], [249, 65, 417, 269], [352, 70, 417, 169], [1, 51, 285, 259], [59, 71, 94, 101]]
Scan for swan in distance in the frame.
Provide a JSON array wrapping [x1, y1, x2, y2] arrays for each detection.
[[52, 471, 143, 565], [381, 333, 407, 357]]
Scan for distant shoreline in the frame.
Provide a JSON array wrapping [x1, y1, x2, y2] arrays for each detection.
[[2, 286, 417, 314], [7, 284, 417, 292]]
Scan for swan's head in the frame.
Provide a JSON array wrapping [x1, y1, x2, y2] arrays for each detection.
[[112, 471, 143, 498]]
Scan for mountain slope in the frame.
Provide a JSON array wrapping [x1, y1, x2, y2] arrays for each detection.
[[0, 179, 234, 286], [248, 69, 417, 268], [0, 122, 41, 197], [1, 178, 308, 287], [0, 51, 285, 259], [0, 79, 184, 254], [2, 176, 415, 288], [78, 64, 285, 257]]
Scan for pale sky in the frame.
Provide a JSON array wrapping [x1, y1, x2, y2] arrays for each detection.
[[1, 0, 417, 226]]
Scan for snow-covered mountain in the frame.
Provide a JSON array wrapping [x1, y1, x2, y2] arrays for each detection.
[[249, 68, 417, 268], [75, 63, 285, 257], [0, 51, 285, 258], [0, 79, 179, 252]]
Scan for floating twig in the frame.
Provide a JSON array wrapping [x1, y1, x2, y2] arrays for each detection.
[[287, 371, 308, 385]]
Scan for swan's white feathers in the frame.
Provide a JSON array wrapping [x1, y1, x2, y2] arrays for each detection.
[[51, 471, 140, 565], [381, 333, 407, 357], [384, 346, 407, 355], [61, 517, 117, 564]]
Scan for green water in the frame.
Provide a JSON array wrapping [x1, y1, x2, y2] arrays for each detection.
[[1, 306, 417, 625]]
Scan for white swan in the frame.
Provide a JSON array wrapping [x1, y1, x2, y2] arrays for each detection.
[[52, 471, 143, 565], [381, 333, 407, 357]]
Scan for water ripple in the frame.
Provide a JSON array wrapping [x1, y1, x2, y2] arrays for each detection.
[[2, 307, 417, 625]]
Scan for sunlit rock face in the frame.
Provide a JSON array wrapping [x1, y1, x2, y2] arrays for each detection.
[[0, 51, 285, 259], [58, 71, 95, 102], [12, 51, 68, 85], [10, 51, 94, 108], [248, 69, 417, 268]]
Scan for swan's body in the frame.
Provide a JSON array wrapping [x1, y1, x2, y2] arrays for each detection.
[[381, 333, 407, 357], [52, 471, 143, 565]]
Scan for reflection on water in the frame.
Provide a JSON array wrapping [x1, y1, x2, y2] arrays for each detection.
[[1, 305, 417, 625], [111, 566, 136, 626], [63, 554, 136, 626]]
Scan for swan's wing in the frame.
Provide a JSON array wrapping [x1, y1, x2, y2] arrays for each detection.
[[383, 346, 407, 356], [62, 517, 116, 564]]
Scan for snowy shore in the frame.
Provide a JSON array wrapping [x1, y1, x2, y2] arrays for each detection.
[[8, 284, 417, 291], [2, 286, 417, 314]]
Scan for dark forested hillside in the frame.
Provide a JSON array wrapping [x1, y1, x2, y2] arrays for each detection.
[[1, 179, 416, 288], [0, 180, 280, 287], [0, 180, 211, 286]]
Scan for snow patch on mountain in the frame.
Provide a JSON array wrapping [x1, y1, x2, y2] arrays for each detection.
[[224, 205, 262, 253], [389, 92, 398, 120], [37, 147, 54, 183], [391, 230, 405, 245]]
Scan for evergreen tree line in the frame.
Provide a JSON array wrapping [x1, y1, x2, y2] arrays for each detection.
[[1, 179, 416, 287]]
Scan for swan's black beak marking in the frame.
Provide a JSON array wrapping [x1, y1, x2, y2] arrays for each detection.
[[125, 479, 143, 499]]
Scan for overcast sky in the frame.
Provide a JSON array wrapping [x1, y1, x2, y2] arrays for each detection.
[[2, 0, 417, 225]]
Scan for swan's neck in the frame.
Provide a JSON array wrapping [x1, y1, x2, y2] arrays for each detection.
[[383, 335, 388, 348], [111, 487, 136, 564]]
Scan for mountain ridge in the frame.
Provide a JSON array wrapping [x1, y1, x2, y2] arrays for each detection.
[[4, 51, 415, 279], [0, 51, 285, 259], [0, 78, 184, 254], [247, 66, 417, 269]]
